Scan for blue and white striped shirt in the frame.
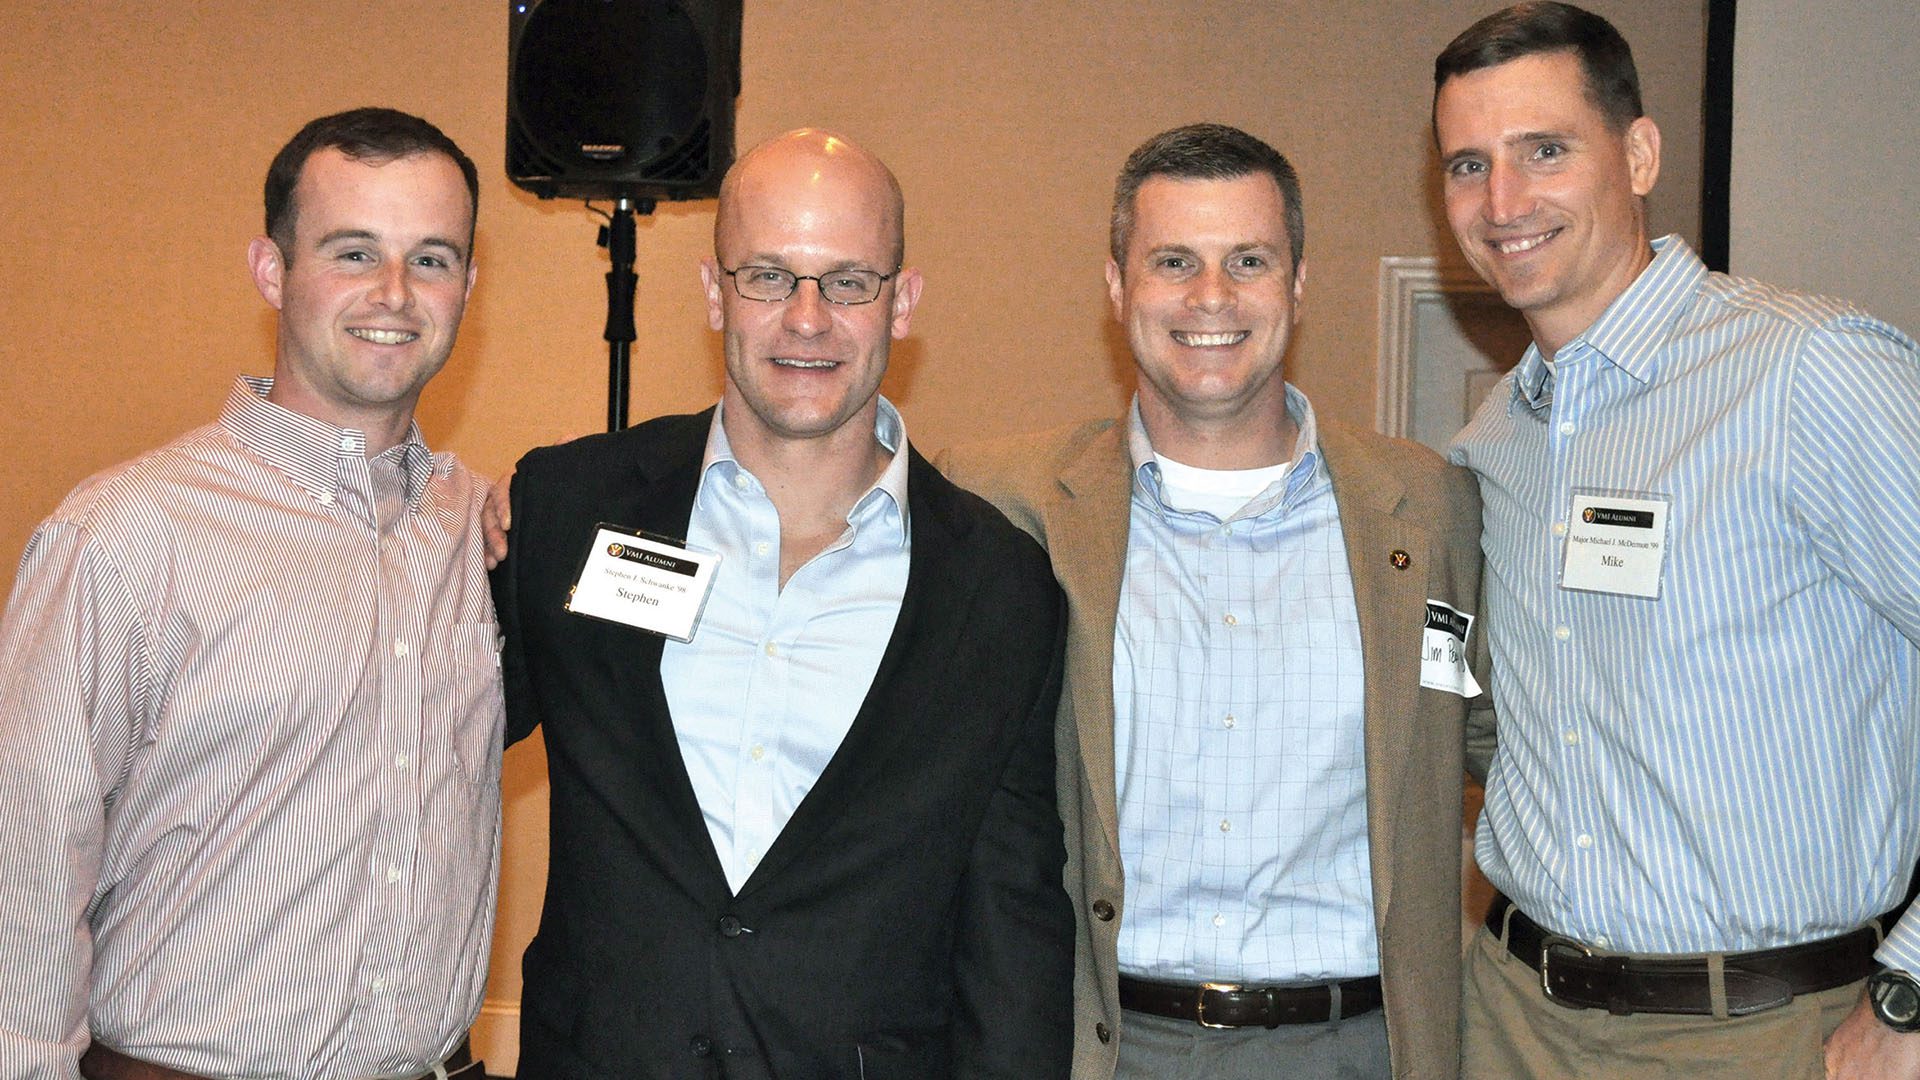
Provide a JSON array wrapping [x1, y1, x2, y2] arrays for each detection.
[[1114, 389, 1377, 983], [1451, 236, 1920, 965]]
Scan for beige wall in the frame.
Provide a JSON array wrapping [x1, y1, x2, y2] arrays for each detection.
[[0, 2, 1705, 1070], [1730, 0, 1919, 333]]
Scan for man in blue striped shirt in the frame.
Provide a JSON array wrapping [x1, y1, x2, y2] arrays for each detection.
[[1433, 4, 1920, 1078]]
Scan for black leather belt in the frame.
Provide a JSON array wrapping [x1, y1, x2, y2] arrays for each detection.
[[1487, 894, 1882, 1016], [1118, 974, 1383, 1027]]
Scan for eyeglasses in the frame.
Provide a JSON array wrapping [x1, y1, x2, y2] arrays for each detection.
[[718, 264, 898, 305]]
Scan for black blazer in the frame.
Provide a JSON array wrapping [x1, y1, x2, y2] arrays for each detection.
[[493, 410, 1073, 1080]]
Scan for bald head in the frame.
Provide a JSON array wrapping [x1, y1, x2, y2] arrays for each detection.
[[715, 128, 906, 269]]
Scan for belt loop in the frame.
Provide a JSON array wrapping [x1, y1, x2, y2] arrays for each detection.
[[1495, 897, 1518, 953], [1328, 981, 1343, 1022], [1707, 952, 1730, 1020], [432, 1064, 451, 1080]]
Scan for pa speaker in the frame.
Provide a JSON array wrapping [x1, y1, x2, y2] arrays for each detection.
[[507, 0, 741, 201]]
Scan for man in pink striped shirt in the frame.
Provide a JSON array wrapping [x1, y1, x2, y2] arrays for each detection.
[[0, 108, 498, 1080]]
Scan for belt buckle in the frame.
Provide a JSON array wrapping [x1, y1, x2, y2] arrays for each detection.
[[1196, 981, 1242, 1029], [1538, 934, 1594, 1009]]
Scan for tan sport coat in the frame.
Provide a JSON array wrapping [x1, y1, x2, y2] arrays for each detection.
[[941, 414, 1490, 1080]]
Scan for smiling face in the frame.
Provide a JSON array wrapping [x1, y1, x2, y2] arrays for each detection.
[[1435, 50, 1661, 355], [1109, 172, 1304, 464], [700, 132, 922, 457], [249, 147, 476, 452]]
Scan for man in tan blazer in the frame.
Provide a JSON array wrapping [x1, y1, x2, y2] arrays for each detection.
[[942, 124, 1490, 1079]]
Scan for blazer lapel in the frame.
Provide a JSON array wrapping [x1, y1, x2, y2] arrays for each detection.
[[613, 417, 733, 896], [1318, 423, 1427, 928], [1049, 424, 1132, 865], [736, 449, 976, 896]]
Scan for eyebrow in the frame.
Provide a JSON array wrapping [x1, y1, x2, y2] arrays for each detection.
[[315, 228, 467, 260]]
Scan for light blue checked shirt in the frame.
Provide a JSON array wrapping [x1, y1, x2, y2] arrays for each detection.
[[1452, 235, 1920, 967], [659, 398, 911, 894], [1114, 388, 1378, 983]]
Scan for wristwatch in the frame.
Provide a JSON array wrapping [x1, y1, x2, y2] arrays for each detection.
[[1869, 969, 1920, 1033]]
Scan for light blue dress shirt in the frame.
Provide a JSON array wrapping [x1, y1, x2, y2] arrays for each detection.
[[1451, 236, 1920, 965], [1114, 387, 1378, 983], [659, 399, 911, 893]]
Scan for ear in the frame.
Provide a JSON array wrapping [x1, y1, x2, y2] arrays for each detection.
[[1289, 256, 1307, 323], [1626, 116, 1662, 197], [698, 258, 725, 332], [1105, 258, 1125, 321], [248, 236, 286, 310], [888, 268, 925, 340]]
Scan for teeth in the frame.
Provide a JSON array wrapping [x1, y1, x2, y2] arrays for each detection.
[[772, 357, 836, 368], [1496, 231, 1556, 254], [1171, 331, 1248, 347], [349, 328, 418, 345]]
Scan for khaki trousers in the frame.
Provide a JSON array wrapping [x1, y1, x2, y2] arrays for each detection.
[[1461, 926, 1860, 1079]]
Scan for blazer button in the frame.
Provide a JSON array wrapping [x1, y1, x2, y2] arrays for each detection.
[[1091, 899, 1115, 921], [689, 1035, 714, 1057], [718, 914, 745, 937], [1095, 1022, 1111, 1044]]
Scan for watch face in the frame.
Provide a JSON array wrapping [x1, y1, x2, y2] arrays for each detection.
[[1871, 971, 1920, 1032]]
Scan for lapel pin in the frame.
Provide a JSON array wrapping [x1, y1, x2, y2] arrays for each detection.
[[1390, 549, 1411, 570]]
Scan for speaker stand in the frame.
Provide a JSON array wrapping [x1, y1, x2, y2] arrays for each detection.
[[598, 196, 657, 431]]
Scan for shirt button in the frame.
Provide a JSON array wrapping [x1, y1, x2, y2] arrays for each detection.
[[1212, 913, 1226, 928], [718, 914, 745, 938], [755, 541, 770, 556], [386, 864, 401, 884], [732, 474, 750, 491], [763, 642, 778, 658], [1576, 833, 1594, 849], [1552, 521, 1568, 537], [1554, 625, 1571, 641], [1223, 714, 1236, 729], [371, 976, 386, 993], [1222, 613, 1238, 627], [1218, 819, 1231, 834], [1594, 935, 1612, 949], [393, 639, 409, 658], [317, 492, 337, 507], [750, 744, 766, 762], [1559, 421, 1576, 436], [394, 752, 409, 769], [1563, 731, 1580, 746]]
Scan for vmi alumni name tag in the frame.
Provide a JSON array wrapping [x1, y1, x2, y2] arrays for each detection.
[[567, 525, 721, 642], [1560, 490, 1671, 600], [1421, 600, 1483, 698]]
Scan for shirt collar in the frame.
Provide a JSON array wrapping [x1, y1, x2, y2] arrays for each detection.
[[1508, 234, 1707, 413], [699, 396, 912, 547], [221, 376, 435, 508], [1126, 383, 1323, 521]]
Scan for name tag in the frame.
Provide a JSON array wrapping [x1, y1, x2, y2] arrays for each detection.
[[1560, 490, 1671, 600], [1420, 599, 1483, 698], [566, 525, 721, 642]]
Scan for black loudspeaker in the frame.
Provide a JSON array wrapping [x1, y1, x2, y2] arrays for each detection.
[[507, 0, 741, 201]]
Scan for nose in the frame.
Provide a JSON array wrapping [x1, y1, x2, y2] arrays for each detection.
[[1184, 266, 1234, 315], [370, 259, 414, 311], [1483, 161, 1534, 225], [780, 277, 831, 337]]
